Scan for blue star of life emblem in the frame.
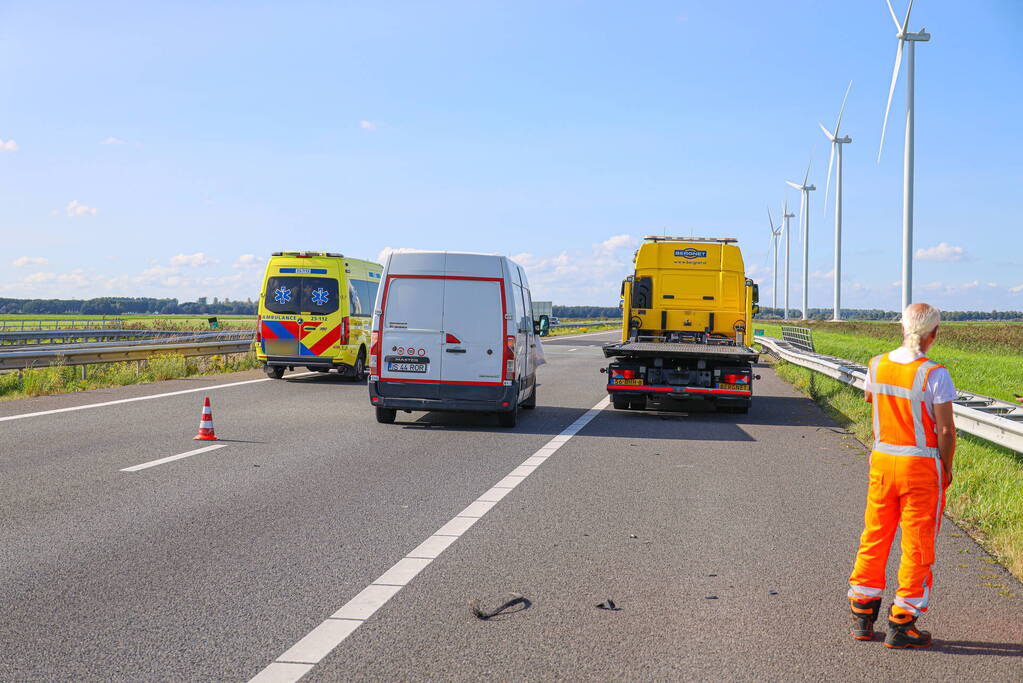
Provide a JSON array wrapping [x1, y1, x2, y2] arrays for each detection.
[[274, 286, 292, 304], [310, 287, 330, 306]]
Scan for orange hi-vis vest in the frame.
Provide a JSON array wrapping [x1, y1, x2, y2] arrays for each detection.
[[869, 353, 944, 459]]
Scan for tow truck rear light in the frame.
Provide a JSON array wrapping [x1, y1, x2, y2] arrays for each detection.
[[503, 335, 516, 383], [369, 330, 381, 378], [341, 316, 350, 345], [611, 369, 636, 379], [722, 373, 749, 384]]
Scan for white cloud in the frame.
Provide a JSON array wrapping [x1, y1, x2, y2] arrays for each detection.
[[100, 137, 127, 145], [1, 139, 18, 152], [359, 120, 379, 132], [513, 234, 640, 305], [63, 200, 98, 217], [1010, 284, 1023, 294], [12, 256, 49, 268], [376, 246, 425, 264], [915, 242, 966, 262], [170, 252, 217, 267], [233, 254, 260, 268]]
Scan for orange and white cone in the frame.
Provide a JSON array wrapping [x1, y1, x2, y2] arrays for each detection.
[[193, 396, 219, 441]]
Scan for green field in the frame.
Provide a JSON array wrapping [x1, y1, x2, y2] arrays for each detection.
[[755, 320, 1023, 582]]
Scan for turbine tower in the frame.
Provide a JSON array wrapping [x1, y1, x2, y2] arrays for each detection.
[[767, 207, 783, 311], [786, 162, 815, 321], [782, 201, 795, 319], [879, 0, 929, 312], [821, 81, 853, 321]]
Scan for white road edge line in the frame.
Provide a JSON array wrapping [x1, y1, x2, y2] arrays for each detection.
[[547, 328, 620, 339], [0, 372, 318, 423], [120, 444, 227, 472], [248, 396, 611, 683]]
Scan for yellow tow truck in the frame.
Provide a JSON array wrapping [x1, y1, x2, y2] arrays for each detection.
[[602, 236, 760, 414]]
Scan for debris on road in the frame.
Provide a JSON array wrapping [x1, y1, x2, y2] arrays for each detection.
[[596, 599, 620, 611], [470, 593, 530, 620]]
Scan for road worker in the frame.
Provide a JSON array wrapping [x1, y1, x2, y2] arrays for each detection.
[[847, 303, 957, 648]]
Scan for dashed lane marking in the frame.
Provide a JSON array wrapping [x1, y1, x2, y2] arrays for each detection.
[[248, 396, 611, 683], [120, 444, 227, 472], [0, 372, 318, 423]]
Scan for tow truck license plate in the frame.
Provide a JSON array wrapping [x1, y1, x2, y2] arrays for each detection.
[[389, 362, 427, 373], [718, 382, 747, 391], [612, 379, 644, 385]]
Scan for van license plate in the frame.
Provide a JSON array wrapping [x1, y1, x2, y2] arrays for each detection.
[[389, 362, 427, 373], [613, 379, 644, 385], [718, 382, 747, 391]]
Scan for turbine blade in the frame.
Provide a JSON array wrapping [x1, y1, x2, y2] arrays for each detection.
[[767, 206, 776, 231], [803, 158, 812, 186], [902, 0, 915, 32], [824, 143, 835, 213], [819, 121, 835, 140], [786, 181, 802, 190], [885, 0, 901, 30], [835, 80, 852, 135], [879, 38, 904, 163]]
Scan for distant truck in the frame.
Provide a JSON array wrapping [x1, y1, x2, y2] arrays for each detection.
[[602, 236, 760, 414]]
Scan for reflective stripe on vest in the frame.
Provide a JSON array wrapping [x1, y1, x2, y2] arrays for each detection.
[[870, 353, 942, 458]]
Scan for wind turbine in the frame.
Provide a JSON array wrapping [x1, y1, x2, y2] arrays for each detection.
[[782, 201, 795, 319], [879, 0, 929, 312], [767, 207, 783, 311], [786, 162, 815, 320], [821, 81, 853, 321]]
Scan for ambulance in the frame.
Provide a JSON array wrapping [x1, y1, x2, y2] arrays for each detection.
[[367, 251, 541, 427], [256, 252, 382, 379]]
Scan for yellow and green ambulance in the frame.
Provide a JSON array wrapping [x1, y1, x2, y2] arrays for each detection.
[[256, 251, 382, 379]]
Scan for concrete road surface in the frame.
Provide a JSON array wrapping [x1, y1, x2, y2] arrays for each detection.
[[1, 331, 1020, 681]]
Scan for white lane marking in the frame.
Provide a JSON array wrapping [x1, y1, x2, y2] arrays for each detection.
[[249, 396, 611, 682], [0, 372, 317, 423], [120, 444, 227, 472], [568, 348, 578, 351]]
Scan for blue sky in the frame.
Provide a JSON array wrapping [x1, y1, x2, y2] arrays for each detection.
[[1, 1, 1020, 309]]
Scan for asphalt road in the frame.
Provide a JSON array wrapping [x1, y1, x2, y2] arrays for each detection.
[[1, 330, 1020, 681]]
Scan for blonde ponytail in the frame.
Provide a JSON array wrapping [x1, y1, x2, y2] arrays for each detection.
[[901, 304, 941, 354]]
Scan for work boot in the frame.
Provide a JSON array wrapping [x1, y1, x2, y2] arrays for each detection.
[[849, 597, 882, 641], [884, 608, 932, 649]]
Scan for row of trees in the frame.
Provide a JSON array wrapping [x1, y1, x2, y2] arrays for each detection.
[[552, 305, 620, 319], [0, 297, 258, 316]]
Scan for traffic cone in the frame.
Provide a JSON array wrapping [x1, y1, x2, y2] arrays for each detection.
[[193, 396, 219, 441]]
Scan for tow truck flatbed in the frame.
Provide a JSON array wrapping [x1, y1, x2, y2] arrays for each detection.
[[602, 341, 759, 363]]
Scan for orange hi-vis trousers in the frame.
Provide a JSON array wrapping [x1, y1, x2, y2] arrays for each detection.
[[849, 353, 947, 617]]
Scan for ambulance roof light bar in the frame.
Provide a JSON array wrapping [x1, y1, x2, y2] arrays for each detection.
[[271, 251, 345, 258], [643, 236, 738, 244]]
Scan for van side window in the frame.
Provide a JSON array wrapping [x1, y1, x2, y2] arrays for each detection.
[[350, 279, 378, 315], [348, 282, 363, 316]]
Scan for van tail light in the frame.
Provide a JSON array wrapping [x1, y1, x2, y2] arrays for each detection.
[[255, 315, 262, 343], [341, 316, 350, 345], [610, 369, 636, 379], [503, 335, 516, 382], [445, 333, 461, 344], [722, 373, 750, 384], [369, 330, 381, 378]]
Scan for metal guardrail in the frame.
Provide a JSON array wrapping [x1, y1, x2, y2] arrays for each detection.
[[0, 329, 205, 345], [756, 335, 1023, 454], [0, 332, 255, 371], [0, 319, 125, 332], [780, 325, 815, 353], [552, 321, 619, 329]]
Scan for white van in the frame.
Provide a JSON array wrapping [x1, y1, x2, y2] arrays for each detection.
[[367, 251, 540, 427]]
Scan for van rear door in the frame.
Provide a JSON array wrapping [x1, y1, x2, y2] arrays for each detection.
[[440, 278, 504, 394], [380, 276, 444, 397]]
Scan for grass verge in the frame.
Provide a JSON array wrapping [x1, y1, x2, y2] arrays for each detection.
[[769, 357, 1023, 583], [547, 323, 620, 337], [0, 352, 261, 401]]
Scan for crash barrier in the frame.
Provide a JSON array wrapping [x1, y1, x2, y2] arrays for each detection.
[[780, 325, 815, 353], [0, 318, 126, 332], [756, 335, 1023, 455], [0, 331, 254, 371], [0, 328, 212, 346], [552, 320, 618, 329]]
